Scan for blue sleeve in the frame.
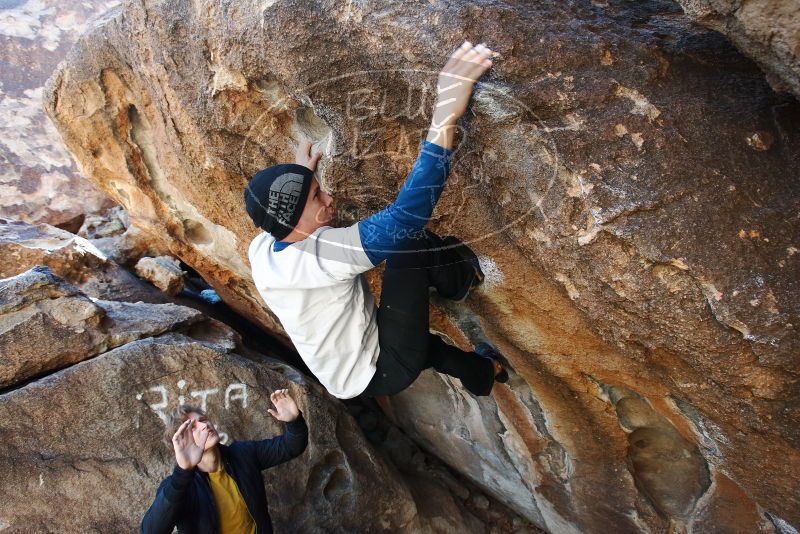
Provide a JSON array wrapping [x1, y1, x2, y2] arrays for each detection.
[[357, 139, 454, 265]]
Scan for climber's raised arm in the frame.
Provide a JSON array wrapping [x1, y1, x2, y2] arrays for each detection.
[[357, 41, 495, 266], [426, 41, 494, 150], [244, 42, 495, 279]]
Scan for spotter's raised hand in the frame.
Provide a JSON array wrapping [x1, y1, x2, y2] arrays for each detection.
[[172, 419, 208, 470], [267, 388, 301, 422]]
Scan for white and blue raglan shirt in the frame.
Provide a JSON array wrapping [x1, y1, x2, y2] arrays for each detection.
[[249, 139, 455, 398]]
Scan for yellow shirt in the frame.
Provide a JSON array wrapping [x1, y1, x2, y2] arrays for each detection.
[[207, 464, 257, 534]]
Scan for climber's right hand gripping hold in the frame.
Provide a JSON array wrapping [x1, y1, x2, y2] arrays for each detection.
[[427, 41, 496, 149]]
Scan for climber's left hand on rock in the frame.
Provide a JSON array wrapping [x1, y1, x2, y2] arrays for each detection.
[[295, 139, 323, 171]]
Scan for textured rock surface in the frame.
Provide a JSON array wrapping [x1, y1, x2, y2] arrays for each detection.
[[0, 217, 302, 371], [43, 0, 799, 531], [0, 340, 412, 532], [78, 205, 128, 240], [0, 270, 500, 532], [676, 0, 800, 97], [0, 218, 167, 303], [0, 266, 202, 387], [0, 0, 115, 228]]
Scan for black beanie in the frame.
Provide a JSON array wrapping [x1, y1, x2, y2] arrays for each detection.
[[244, 163, 314, 240]]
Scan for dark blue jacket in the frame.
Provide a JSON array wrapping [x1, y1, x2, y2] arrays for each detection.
[[140, 417, 308, 534]]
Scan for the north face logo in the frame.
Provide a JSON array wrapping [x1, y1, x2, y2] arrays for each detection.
[[267, 173, 305, 223]]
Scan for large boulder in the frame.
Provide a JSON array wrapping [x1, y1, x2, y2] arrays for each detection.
[[0, 218, 167, 303], [0, 266, 201, 388], [0, 334, 421, 531], [0, 218, 296, 358], [43, 0, 799, 531]]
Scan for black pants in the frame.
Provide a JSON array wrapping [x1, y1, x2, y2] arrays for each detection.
[[361, 230, 495, 397]]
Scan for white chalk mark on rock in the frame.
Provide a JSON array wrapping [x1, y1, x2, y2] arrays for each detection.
[[190, 388, 220, 412], [225, 383, 248, 409], [477, 256, 504, 287]]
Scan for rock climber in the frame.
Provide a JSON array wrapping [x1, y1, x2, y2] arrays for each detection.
[[140, 389, 308, 534], [244, 41, 509, 400]]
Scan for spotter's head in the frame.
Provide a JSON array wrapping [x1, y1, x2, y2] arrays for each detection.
[[164, 404, 220, 451]]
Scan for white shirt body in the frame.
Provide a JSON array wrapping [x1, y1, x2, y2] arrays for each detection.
[[248, 224, 378, 398]]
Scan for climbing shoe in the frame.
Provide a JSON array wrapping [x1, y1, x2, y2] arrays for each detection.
[[442, 235, 484, 302], [474, 341, 509, 383]]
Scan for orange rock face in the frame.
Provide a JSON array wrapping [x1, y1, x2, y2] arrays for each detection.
[[43, 0, 799, 531]]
